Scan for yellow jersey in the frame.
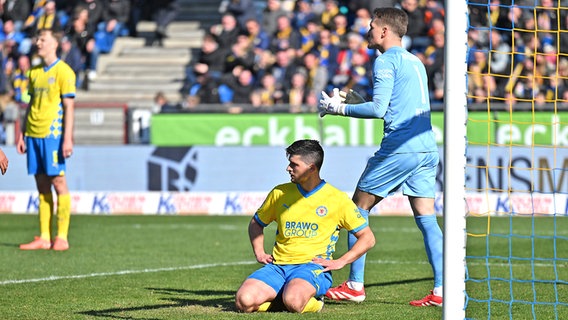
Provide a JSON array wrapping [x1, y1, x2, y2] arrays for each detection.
[[26, 59, 76, 138], [254, 181, 367, 264]]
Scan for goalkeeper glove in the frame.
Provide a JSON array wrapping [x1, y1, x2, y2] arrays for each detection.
[[319, 88, 346, 117], [339, 89, 366, 104]]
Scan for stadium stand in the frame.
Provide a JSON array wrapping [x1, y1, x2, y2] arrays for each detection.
[[77, 0, 222, 104]]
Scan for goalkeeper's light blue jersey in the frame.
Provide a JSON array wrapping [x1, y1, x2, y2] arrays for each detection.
[[254, 180, 367, 265], [345, 46, 437, 155]]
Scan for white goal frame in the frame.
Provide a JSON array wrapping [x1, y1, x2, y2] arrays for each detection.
[[443, 0, 468, 319]]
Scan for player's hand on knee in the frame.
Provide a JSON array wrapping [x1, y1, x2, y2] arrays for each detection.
[[319, 88, 346, 117]]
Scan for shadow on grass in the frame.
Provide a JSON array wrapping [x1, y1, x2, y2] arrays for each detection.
[[78, 278, 435, 318], [0, 242, 22, 248], [366, 276, 434, 288], [77, 288, 237, 319], [324, 276, 435, 306]]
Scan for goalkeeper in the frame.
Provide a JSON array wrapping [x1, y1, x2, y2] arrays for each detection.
[[319, 7, 443, 307]]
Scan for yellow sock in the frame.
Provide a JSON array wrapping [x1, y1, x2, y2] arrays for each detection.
[[257, 302, 271, 312], [301, 297, 323, 313], [56, 193, 71, 241], [39, 193, 54, 241]]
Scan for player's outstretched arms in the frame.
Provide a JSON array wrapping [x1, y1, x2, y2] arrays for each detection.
[[318, 88, 345, 117]]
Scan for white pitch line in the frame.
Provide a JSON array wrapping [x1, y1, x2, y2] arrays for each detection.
[[0, 261, 257, 286], [3, 259, 566, 286]]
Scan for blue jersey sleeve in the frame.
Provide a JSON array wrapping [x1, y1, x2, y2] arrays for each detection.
[[344, 56, 394, 119]]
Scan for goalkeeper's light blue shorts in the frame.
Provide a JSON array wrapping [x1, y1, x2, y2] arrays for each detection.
[[357, 151, 438, 198], [248, 262, 332, 297], [26, 136, 66, 176]]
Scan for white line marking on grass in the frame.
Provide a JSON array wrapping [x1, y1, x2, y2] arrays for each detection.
[[0, 261, 257, 286], [131, 224, 239, 230], [368, 259, 568, 268], [4, 259, 566, 286]]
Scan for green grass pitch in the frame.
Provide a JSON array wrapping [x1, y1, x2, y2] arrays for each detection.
[[0, 214, 566, 319]]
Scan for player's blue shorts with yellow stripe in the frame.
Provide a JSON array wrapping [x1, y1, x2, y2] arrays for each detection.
[[248, 262, 332, 297], [357, 151, 438, 198], [26, 136, 66, 176]]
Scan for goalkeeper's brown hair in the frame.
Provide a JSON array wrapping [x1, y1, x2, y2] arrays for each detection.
[[373, 7, 408, 38]]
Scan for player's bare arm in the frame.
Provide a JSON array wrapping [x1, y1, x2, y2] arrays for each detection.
[[0, 148, 8, 175], [16, 105, 31, 154], [62, 97, 74, 158], [248, 218, 273, 264], [313, 226, 375, 272]]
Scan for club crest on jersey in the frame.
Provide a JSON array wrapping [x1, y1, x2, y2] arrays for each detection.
[[315, 206, 328, 217], [48, 77, 55, 84]]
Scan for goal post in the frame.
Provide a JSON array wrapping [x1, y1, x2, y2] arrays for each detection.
[[443, 0, 468, 318]]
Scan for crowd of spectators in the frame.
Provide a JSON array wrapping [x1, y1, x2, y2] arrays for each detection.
[[468, 0, 568, 110], [183, 0, 447, 113], [183, 0, 568, 114], [0, 0, 179, 143]]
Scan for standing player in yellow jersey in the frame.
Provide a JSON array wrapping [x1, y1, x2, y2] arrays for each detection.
[[17, 28, 76, 251], [235, 139, 375, 313]]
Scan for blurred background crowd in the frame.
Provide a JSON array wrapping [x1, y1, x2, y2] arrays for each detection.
[[0, 0, 567, 142], [184, 0, 568, 113]]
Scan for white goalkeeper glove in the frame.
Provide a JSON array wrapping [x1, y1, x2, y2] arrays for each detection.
[[339, 89, 366, 104], [319, 88, 346, 117]]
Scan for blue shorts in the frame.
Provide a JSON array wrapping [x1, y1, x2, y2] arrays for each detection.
[[26, 136, 66, 176], [248, 263, 332, 297], [357, 151, 438, 198]]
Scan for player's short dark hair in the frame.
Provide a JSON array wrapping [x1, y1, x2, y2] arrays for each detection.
[[286, 139, 324, 170], [373, 7, 408, 37]]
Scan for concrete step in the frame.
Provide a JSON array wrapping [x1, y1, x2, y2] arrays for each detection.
[[118, 47, 192, 58], [88, 80, 183, 92], [94, 73, 186, 82], [136, 21, 202, 33], [99, 63, 187, 75], [76, 89, 183, 103], [98, 55, 190, 70]]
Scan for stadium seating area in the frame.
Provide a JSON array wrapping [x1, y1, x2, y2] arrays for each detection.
[[1, 0, 567, 145]]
